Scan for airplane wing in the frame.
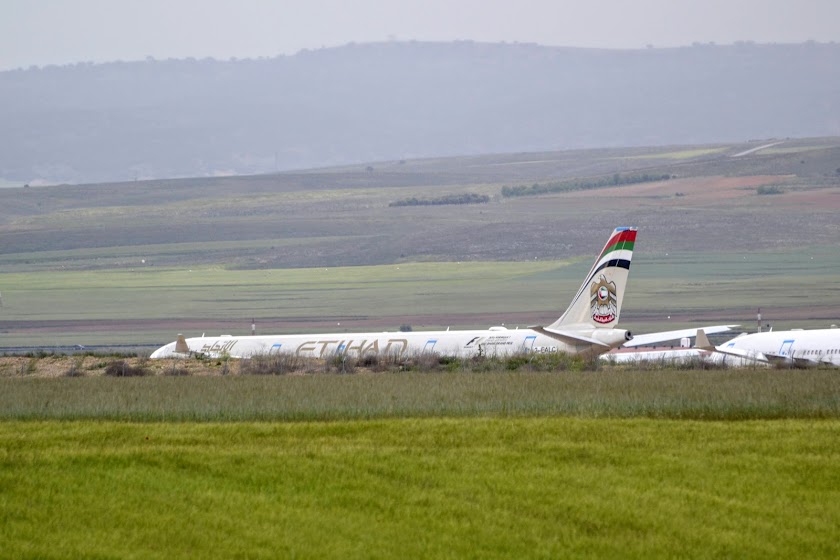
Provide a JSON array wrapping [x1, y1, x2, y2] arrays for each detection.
[[762, 353, 805, 366], [693, 329, 771, 364], [623, 325, 740, 348], [762, 352, 827, 368], [713, 345, 770, 364]]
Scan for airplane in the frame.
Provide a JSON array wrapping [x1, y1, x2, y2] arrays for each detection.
[[600, 324, 740, 365], [151, 226, 640, 360], [696, 327, 840, 367]]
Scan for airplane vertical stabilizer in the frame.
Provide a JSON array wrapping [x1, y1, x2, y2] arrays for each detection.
[[548, 227, 636, 330]]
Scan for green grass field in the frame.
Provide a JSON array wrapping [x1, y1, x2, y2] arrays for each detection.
[[623, 147, 728, 160], [2, 369, 839, 421], [2, 418, 839, 558]]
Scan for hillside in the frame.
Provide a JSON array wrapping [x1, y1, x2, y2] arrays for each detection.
[[1, 137, 839, 348], [1, 137, 839, 270], [2, 41, 839, 184]]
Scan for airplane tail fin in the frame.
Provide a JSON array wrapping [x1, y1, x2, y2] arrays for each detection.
[[175, 334, 189, 354], [548, 227, 637, 330], [694, 329, 713, 350]]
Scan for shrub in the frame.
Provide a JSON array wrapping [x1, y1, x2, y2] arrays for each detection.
[[22, 358, 39, 375], [64, 356, 86, 377], [505, 355, 531, 370], [357, 352, 406, 372], [104, 360, 149, 377], [330, 355, 356, 374], [238, 353, 306, 375], [163, 363, 191, 376], [756, 185, 784, 195]]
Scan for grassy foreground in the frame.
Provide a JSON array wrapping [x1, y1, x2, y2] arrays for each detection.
[[2, 368, 840, 421], [1, 418, 839, 559]]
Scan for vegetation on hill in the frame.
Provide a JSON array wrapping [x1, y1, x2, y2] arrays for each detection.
[[389, 193, 490, 206], [756, 184, 785, 195], [501, 173, 672, 197]]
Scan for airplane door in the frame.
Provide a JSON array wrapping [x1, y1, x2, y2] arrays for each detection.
[[522, 335, 537, 352], [778, 339, 795, 358]]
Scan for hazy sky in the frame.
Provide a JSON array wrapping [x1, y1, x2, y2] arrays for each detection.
[[2, 0, 838, 70]]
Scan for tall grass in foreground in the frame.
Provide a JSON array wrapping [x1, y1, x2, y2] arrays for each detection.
[[1, 369, 839, 421], [1, 419, 839, 559]]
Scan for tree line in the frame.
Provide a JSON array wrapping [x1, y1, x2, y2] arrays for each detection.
[[501, 173, 672, 198], [389, 193, 490, 207]]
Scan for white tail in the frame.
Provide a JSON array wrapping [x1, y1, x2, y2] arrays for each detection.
[[549, 227, 637, 330]]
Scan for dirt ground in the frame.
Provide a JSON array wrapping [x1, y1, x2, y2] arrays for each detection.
[[0, 355, 223, 378]]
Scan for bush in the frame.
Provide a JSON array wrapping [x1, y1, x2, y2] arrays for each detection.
[[756, 185, 784, 195], [104, 360, 149, 377], [163, 363, 191, 376], [21, 358, 39, 375], [357, 352, 406, 372], [64, 356, 86, 377], [238, 353, 306, 375], [330, 355, 356, 374]]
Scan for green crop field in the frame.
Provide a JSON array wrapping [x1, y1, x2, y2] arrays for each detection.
[[2, 418, 839, 559]]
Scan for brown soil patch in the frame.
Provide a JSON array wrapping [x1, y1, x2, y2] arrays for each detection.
[[0, 356, 223, 378], [569, 175, 790, 203]]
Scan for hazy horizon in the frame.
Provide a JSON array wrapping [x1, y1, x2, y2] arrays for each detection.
[[3, 0, 839, 70]]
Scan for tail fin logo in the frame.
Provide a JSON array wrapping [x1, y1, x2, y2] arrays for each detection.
[[590, 275, 618, 324]]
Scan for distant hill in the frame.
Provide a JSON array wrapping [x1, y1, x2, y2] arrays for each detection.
[[2, 41, 839, 184]]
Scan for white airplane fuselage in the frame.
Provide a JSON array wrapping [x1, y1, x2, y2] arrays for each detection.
[[151, 326, 632, 360], [711, 329, 840, 367]]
